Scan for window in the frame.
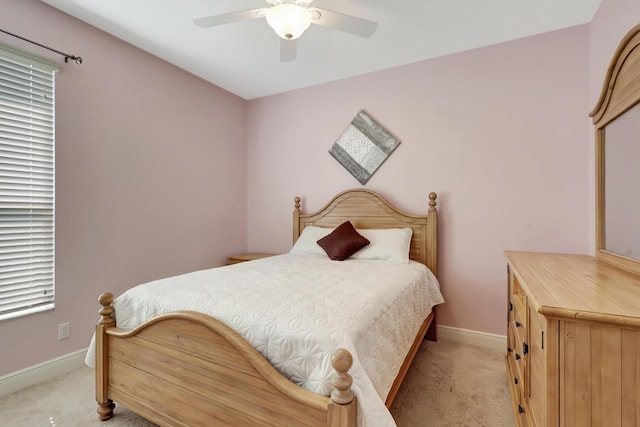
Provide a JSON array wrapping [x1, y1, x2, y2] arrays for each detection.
[[0, 44, 58, 321]]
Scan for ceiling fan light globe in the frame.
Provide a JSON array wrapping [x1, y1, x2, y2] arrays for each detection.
[[265, 3, 311, 40]]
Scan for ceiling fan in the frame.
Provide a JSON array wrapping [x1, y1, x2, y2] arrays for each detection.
[[193, 0, 378, 62]]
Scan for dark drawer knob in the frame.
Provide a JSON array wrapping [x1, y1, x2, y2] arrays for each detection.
[[515, 353, 521, 360], [515, 321, 521, 328], [518, 405, 525, 414], [514, 377, 518, 385]]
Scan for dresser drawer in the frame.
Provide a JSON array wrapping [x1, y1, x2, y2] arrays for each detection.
[[506, 350, 523, 393], [506, 347, 529, 426], [509, 323, 527, 389], [511, 295, 526, 328], [509, 279, 527, 354], [508, 267, 527, 327], [511, 274, 527, 325]]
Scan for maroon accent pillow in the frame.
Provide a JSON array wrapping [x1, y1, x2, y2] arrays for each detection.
[[316, 221, 370, 261]]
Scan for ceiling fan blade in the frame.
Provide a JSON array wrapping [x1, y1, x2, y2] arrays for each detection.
[[194, 9, 265, 28], [280, 39, 297, 62], [311, 8, 378, 38]]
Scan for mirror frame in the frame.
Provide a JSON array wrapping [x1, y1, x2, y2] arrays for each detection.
[[590, 23, 640, 276]]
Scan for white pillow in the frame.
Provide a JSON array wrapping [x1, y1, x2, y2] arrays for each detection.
[[290, 225, 413, 264], [289, 226, 334, 256], [351, 228, 413, 264]]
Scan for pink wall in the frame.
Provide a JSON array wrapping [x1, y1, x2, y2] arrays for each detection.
[[0, 0, 248, 376], [246, 26, 591, 336]]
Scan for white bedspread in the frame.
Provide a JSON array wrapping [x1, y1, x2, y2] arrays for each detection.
[[85, 254, 444, 427]]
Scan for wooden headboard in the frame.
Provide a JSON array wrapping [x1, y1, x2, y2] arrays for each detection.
[[292, 189, 438, 276]]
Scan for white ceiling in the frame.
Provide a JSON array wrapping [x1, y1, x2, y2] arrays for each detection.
[[41, 0, 601, 100]]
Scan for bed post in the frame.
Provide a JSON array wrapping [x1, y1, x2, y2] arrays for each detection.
[[328, 349, 357, 426], [293, 196, 301, 244], [95, 292, 115, 420], [426, 192, 438, 341], [426, 192, 438, 277]]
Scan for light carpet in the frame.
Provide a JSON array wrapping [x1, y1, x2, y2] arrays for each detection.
[[0, 338, 514, 426]]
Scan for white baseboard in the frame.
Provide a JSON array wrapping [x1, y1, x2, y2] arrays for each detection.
[[0, 348, 87, 398], [437, 325, 506, 351]]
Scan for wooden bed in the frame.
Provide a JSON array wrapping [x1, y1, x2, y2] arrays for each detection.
[[94, 188, 439, 426]]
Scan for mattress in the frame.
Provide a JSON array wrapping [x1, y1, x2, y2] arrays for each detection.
[[85, 253, 444, 427]]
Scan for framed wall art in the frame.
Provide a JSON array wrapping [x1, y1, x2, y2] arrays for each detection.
[[329, 110, 400, 185]]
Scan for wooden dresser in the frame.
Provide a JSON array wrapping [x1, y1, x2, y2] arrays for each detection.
[[505, 251, 640, 427]]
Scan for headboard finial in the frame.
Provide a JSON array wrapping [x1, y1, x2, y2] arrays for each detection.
[[294, 196, 301, 211], [428, 192, 437, 210]]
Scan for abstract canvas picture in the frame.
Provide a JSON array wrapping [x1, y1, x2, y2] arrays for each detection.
[[329, 110, 400, 185]]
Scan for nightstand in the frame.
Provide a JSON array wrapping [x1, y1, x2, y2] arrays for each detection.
[[226, 252, 276, 265]]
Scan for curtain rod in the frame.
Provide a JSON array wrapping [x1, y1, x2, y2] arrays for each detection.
[[0, 28, 82, 64]]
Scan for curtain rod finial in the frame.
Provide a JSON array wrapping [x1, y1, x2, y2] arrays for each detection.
[[64, 55, 82, 65]]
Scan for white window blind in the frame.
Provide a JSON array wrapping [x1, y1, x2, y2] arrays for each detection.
[[0, 44, 58, 321]]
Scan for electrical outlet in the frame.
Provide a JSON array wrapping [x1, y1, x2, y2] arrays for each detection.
[[58, 322, 70, 340]]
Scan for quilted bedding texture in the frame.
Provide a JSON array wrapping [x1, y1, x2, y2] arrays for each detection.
[[85, 254, 444, 427]]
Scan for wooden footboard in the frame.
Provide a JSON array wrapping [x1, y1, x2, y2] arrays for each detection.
[[95, 293, 356, 426]]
